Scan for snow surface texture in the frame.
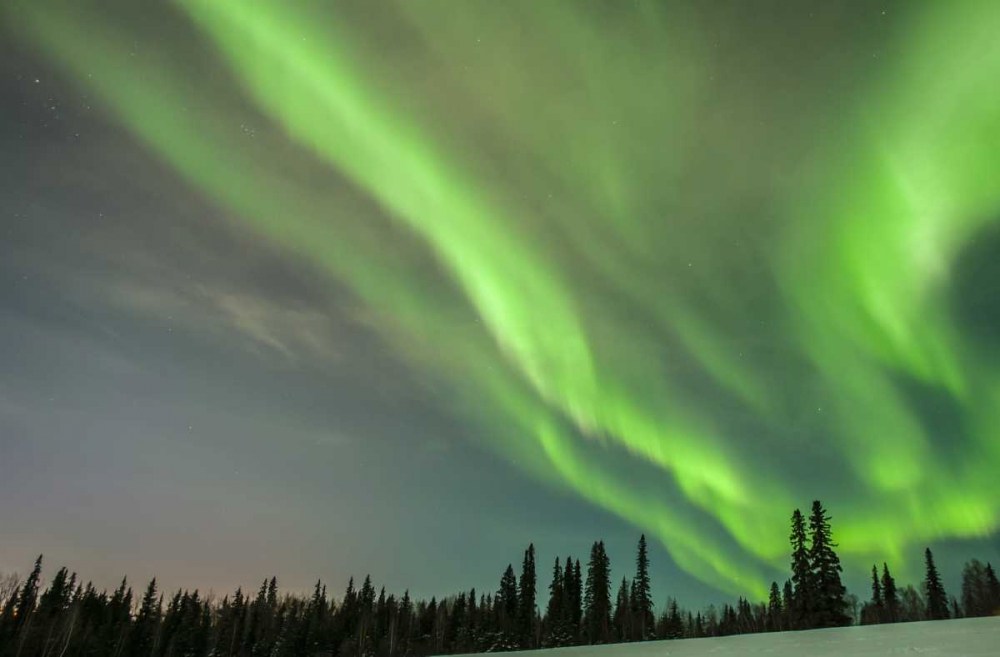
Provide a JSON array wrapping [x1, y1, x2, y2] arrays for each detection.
[[456, 618, 1000, 656]]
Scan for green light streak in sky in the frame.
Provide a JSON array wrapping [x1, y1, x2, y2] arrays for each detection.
[[14, 0, 1000, 596], [169, 0, 762, 520], [779, 0, 1000, 557]]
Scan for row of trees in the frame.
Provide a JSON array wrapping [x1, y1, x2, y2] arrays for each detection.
[[2, 503, 998, 657], [859, 550, 1000, 625], [757, 501, 998, 633]]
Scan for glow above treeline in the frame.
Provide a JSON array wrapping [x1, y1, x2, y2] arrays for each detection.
[[14, 0, 1000, 596]]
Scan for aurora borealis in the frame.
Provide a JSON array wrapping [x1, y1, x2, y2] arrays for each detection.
[[2, 0, 999, 603]]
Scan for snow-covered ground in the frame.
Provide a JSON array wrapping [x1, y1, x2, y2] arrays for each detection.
[[472, 617, 1000, 656]]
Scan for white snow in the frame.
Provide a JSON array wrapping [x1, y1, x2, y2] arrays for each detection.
[[461, 618, 1000, 656]]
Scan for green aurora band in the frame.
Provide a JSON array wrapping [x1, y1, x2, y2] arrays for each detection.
[[13, 0, 1000, 596]]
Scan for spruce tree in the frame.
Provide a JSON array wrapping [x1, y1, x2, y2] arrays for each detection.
[[574, 559, 583, 630], [632, 535, 653, 640], [16, 556, 42, 623], [612, 577, 630, 641], [398, 590, 413, 656], [340, 577, 358, 640], [789, 509, 812, 628], [175, 589, 207, 657], [212, 595, 233, 657], [129, 579, 159, 657], [923, 548, 949, 620], [466, 588, 477, 630], [243, 579, 267, 655], [10, 555, 43, 656], [627, 580, 636, 637], [517, 544, 537, 648], [34, 566, 72, 656], [986, 563, 1000, 613], [447, 593, 466, 651], [105, 578, 132, 657], [560, 557, 582, 640], [807, 501, 850, 627], [559, 555, 575, 633], [547, 558, 563, 621], [870, 564, 882, 608], [264, 580, 280, 652], [781, 580, 793, 630], [162, 590, 183, 657], [665, 599, 683, 639], [497, 564, 519, 641], [421, 597, 437, 648], [309, 581, 331, 655], [358, 575, 376, 655], [36, 567, 70, 617], [881, 563, 898, 623], [583, 541, 611, 644], [864, 564, 883, 624], [767, 582, 782, 631], [73, 582, 104, 657], [480, 593, 492, 643], [544, 558, 563, 644]]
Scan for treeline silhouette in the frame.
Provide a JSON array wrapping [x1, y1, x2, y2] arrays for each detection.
[[1, 500, 998, 657]]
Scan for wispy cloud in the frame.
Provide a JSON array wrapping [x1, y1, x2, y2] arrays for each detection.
[[104, 277, 343, 366]]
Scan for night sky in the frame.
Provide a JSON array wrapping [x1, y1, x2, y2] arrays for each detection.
[[2, 0, 999, 608]]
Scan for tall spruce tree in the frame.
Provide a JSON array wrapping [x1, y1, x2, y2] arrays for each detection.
[[807, 501, 849, 627], [986, 563, 1000, 614], [559, 555, 574, 632], [398, 590, 413, 656], [466, 587, 478, 639], [664, 599, 683, 639], [105, 578, 132, 657], [583, 541, 612, 644], [517, 544, 536, 648], [256, 577, 279, 657], [574, 559, 583, 630], [544, 558, 563, 644], [9, 555, 43, 656], [695, 612, 706, 638], [560, 557, 583, 640], [447, 593, 466, 651], [34, 566, 73, 656], [870, 564, 883, 608], [497, 564, 519, 640], [923, 548, 949, 620], [612, 577, 630, 642], [767, 582, 783, 632], [128, 579, 159, 657], [781, 580, 794, 629], [627, 580, 636, 637], [864, 564, 883, 624], [359, 574, 376, 655], [789, 509, 812, 628], [243, 579, 268, 655], [881, 563, 898, 623], [632, 535, 653, 640], [340, 577, 358, 640]]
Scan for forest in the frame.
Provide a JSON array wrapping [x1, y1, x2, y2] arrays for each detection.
[[2, 501, 998, 657]]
